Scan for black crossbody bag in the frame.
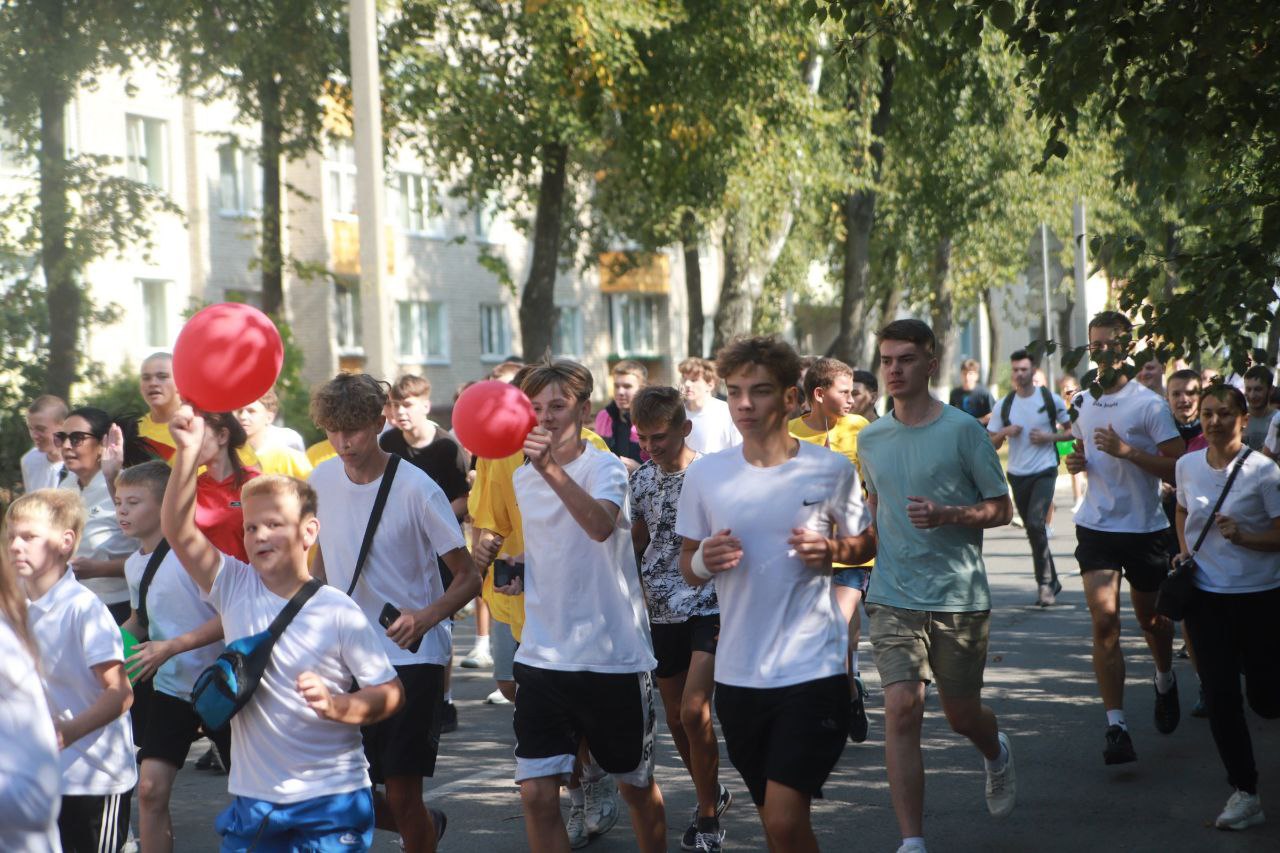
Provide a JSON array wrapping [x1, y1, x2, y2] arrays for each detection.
[[346, 456, 422, 653], [134, 539, 172, 640], [1156, 448, 1252, 620]]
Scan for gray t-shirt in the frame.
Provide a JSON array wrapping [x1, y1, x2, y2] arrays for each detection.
[[858, 404, 1009, 612], [1243, 408, 1273, 451]]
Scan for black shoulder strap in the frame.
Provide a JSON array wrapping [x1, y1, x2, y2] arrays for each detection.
[[268, 578, 323, 639], [1000, 391, 1015, 426], [1191, 448, 1253, 555], [1040, 385, 1058, 430], [136, 539, 172, 632], [346, 455, 401, 597]]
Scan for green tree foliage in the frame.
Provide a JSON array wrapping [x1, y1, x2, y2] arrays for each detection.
[[162, 0, 349, 318], [386, 0, 676, 361]]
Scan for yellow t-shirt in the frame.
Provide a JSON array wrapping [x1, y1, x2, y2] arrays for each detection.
[[789, 413, 872, 568], [470, 428, 609, 641], [306, 439, 337, 467], [252, 445, 314, 480], [140, 413, 263, 472]]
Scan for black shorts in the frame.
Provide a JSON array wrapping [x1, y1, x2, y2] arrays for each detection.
[[59, 792, 131, 853], [651, 615, 720, 679], [1074, 525, 1170, 593], [715, 674, 850, 807], [513, 662, 656, 787], [137, 688, 232, 770], [363, 663, 444, 783]]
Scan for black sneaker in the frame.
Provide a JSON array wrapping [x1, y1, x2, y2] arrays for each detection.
[[1154, 675, 1180, 734], [440, 701, 458, 734], [429, 808, 448, 844], [1103, 725, 1137, 765], [681, 786, 733, 850], [849, 676, 869, 743], [693, 828, 724, 853], [1191, 686, 1208, 719], [195, 745, 226, 774]]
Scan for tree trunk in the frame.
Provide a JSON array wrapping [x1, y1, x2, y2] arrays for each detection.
[[929, 236, 956, 389], [259, 75, 285, 317], [681, 211, 704, 358], [40, 74, 77, 401], [983, 287, 1000, 386], [870, 282, 901, 367], [830, 58, 895, 365], [712, 216, 753, 353], [519, 141, 568, 362]]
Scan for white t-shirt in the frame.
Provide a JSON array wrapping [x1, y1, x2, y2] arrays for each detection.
[[988, 389, 1069, 476], [1071, 380, 1181, 533], [25, 570, 137, 796], [206, 556, 398, 804], [513, 443, 656, 673], [267, 424, 307, 455], [1263, 410, 1280, 455], [310, 457, 467, 667], [685, 398, 742, 455], [59, 470, 134, 604], [0, 619, 61, 852], [20, 447, 62, 493], [1176, 449, 1280, 593], [124, 546, 223, 700], [675, 441, 871, 689]]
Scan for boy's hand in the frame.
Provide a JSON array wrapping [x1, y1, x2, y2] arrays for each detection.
[[296, 671, 339, 720], [906, 496, 949, 529], [169, 405, 205, 453], [494, 575, 523, 596], [523, 426, 554, 470], [1065, 440, 1087, 474], [787, 528, 832, 568], [702, 529, 744, 573], [126, 640, 175, 683], [472, 531, 503, 568], [387, 609, 433, 649]]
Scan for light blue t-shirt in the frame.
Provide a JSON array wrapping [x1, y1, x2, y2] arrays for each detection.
[[858, 403, 1009, 612]]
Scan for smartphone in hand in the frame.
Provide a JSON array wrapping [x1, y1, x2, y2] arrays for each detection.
[[493, 559, 524, 588], [379, 603, 422, 654]]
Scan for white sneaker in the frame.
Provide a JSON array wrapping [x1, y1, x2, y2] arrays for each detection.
[[460, 646, 494, 668], [984, 731, 1016, 818], [484, 688, 511, 705], [583, 777, 620, 836], [1215, 790, 1265, 830], [566, 804, 590, 848], [1010, 515, 1025, 528], [895, 842, 926, 853]]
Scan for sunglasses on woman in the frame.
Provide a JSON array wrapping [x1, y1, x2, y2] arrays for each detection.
[[53, 431, 98, 447]]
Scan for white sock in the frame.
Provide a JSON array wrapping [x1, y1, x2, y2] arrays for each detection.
[[1106, 709, 1127, 730], [900, 837, 926, 851], [473, 635, 491, 654], [570, 787, 585, 808], [984, 741, 1009, 772], [443, 689, 453, 704], [1154, 669, 1175, 694], [582, 757, 607, 784]]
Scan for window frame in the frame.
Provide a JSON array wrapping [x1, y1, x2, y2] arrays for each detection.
[[552, 304, 584, 358], [125, 113, 169, 191], [137, 278, 172, 350], [396, 299, 450, 365], [609, 293, 662, 358], [217, 142, 261, 217], [478, 302, 512, 362], [323, 138, 358, 220]]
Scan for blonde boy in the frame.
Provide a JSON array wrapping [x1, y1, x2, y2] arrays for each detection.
[[8, 489, 136, 853], [22, 395, 67, 492]]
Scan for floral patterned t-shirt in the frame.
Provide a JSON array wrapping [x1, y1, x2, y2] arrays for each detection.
[[630, 457, 719, 623]]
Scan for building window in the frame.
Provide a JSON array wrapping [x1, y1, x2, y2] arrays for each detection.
[[324, 138, 357, 217], [479, 303, 511, 361], [553, 305, 583, 357], [138, 279, 171, 349], [610, 294, 661, 357], [217, 143, 260, 215], [471, 196, 498, 242], [391, 172, 443, 236], [126, 115, 168, 190], [397, 300, 447, 362], [334, 280, 362, 353]]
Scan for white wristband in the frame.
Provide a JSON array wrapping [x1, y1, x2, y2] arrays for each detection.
[[690, 541, 713, 581]]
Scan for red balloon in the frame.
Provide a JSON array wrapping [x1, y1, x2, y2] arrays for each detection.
[[173, 303, 284, 412], [452, 380, 537, 459]]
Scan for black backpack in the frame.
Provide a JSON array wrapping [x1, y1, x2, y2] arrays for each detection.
[[999, 386, 1062, 457]]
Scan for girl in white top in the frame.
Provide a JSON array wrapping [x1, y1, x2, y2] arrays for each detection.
[[1175, 384, 1280, 832], [0, 542, 61, 853]]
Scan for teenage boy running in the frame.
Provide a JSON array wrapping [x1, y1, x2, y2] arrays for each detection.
[[630, 386, 731, 852], [676, 336, 874, 853], [1064, 311, 1185, 765], [9, 489, 137, 853], [857, 320, 1017, 853], [477, 359, 665, 853], [988, 349, 1071, 606], [161, 405, 406, 852], [596, 360, 648, 472], [235, 389, 313, 479], [309, 373, 481, 853], [22, 395, 67, 492], [787, 356, 875, 742], [115, 461, 228, 853]]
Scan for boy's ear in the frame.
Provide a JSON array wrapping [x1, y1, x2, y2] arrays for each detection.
[[301, 515, 321, 549], [60, 528, 77, 558], [681, 419, 692, 438]]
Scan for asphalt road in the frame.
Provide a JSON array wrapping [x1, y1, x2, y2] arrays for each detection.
[[163, 485, 1279, 851]]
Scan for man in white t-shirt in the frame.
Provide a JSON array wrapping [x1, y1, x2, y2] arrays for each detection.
[[9, 488, 137, 853], [989, 349, 1072, 606], [162, 405, 405, 852], [675, 336, 875, 852], [309, 373, 480, 853], [21, 395, 66, 492], [679, 357, 742, 454], [1065, 311, 1186, 766], [471, 359, 666, 853]]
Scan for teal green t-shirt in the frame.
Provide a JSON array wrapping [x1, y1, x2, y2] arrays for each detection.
[[858, 403, 1009, 612]]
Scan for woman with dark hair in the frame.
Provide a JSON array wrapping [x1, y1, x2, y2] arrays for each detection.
[[1175, 384, 1280, 831], [56, 406, 144, 622], [192, 411, 259, 562]]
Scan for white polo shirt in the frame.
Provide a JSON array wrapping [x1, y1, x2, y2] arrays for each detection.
[[59, 470, 134, 605], [0, 619, 61, 851], [20, 447, 62, 493], [26, 569, 137, 796]]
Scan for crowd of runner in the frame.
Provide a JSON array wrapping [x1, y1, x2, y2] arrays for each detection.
[[1, 308, 1277, 853]]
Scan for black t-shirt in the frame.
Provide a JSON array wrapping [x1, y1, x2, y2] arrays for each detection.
[[949, 386, 995, 420], [379, 427, 471, 503]]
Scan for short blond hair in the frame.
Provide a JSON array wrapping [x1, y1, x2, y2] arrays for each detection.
[[241, 475, 318, 519], [5, 490, 86, 552], [678, 357, 718, 384], [518, 359, 594, 405]]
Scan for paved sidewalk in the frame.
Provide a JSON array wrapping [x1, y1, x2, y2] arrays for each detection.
[[164, 489, 1279, 851]]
